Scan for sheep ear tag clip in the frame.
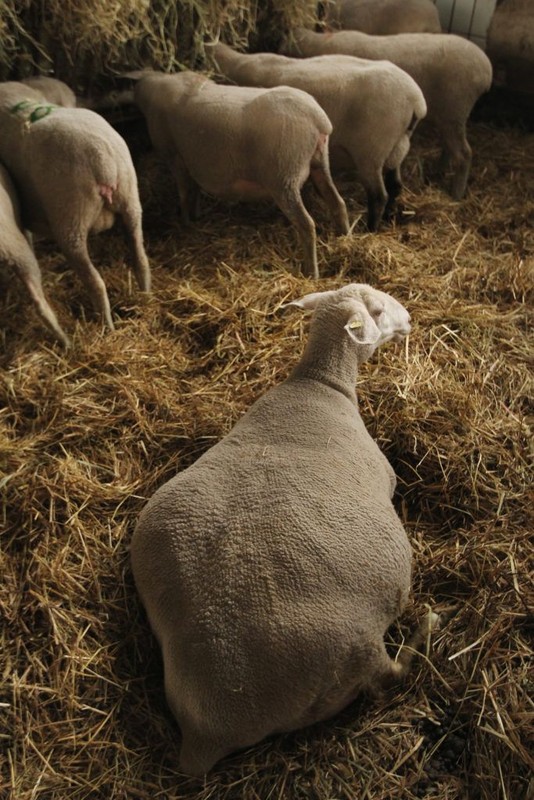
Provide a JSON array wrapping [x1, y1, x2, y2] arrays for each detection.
[[344, 312, 380, 345]]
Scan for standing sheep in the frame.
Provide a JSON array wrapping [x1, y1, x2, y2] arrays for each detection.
[[0, 81, 150, 331], [210, 43, 427, 231], [282, 28, 493, 199], [131, 283, 439, 776], [20, 76, 77, 107], [130, 69, 349, 279], [323, 0, 442, 35], [0, 162, 69, 346]]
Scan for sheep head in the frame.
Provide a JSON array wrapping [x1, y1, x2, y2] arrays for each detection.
[[288, 283, 411, 362]]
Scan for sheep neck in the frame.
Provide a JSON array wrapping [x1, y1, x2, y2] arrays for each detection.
[[289, 330, 361, 405]]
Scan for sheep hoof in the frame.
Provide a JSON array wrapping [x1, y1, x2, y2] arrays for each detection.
[[423, 607, 441, 635], [429, 610, 441, 630]]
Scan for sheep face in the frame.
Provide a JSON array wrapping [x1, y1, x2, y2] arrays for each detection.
[[349, 286, 412, 346], [290, 283, 411, 357]]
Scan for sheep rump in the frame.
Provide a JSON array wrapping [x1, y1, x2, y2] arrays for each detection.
[[282, 28, 493, 199], [210, 43, 427, 230], [131, 69, 349, 279], [0, 81, 150, 333]]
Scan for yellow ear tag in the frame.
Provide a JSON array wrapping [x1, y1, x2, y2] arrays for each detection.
[[348, 319, 362, 329]]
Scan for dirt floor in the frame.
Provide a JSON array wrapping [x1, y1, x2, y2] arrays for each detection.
[[1, 91, 533, 799]]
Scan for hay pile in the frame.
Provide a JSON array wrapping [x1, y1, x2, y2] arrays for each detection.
[[0, 0, 318, 88], [1, 78, 533, 800]]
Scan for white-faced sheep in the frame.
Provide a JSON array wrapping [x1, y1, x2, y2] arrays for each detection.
[[130, 69, 349, 279], [131, 283, 439, 776], [282, 28, 493, 199], [323, 0, 442, 34], [210, 42, 427, 231], [0, 81, 150, 332]]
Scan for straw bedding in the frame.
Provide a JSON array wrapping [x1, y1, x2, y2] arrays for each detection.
[[1, 7, 533, 799], [1, 103, 532, 800]]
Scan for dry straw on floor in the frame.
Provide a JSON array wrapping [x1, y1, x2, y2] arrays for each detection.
[[1, 2, 533, 798], [1, 106, 532, 800]]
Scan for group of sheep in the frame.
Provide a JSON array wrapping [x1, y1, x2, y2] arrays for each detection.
[[0, 0, 492, 347], [1, 0, 494, 776]]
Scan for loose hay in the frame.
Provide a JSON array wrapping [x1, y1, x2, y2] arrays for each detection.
[[1, 103, 533, 800], [0, 0, 318, 90]]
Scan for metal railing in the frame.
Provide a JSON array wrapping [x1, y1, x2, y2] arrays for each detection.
[[433, 0, 498, 48]]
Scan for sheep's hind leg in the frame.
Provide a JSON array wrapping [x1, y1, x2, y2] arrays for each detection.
[[171, 157, 200, 224], [383, 167, 403, 223], [438, 121, 472, 200], [370, 609, 441, 695], [274, 187, 319, 280], [362, 173, 388, 232], [13, 250, 70, 346], [309, 147, 350, 236], [120, 202, 151, 293], [55, 231, 114, 330]]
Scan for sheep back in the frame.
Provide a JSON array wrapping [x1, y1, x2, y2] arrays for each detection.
[[132, 376, 411, 772]]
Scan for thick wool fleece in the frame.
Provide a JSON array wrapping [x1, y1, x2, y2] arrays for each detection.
[[132, 70, 348, 277], [210, 43, 426, 229], [0, 83, 139, 236], [282, 28, 492, 198], [0, 81, 150, 329], [131, 290, 412, 775], [211, 43, 426, 173]]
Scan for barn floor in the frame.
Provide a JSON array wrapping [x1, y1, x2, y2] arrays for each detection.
[[1, 94, 533, 800]]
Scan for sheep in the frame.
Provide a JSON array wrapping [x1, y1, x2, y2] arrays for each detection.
[[20, 75, 77, 107], [323, 0, 442, 35], [0, 162, 69, 346], [282, 28, 493, 199], [210, 42, 427, 231], [130, 69, 349, 279], [131, 282, 440, 776], [0, 81, 150, 331]]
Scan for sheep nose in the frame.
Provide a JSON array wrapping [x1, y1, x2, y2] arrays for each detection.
[[393, 328, 410, 343]]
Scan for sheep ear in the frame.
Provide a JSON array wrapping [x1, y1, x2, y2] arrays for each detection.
[[284, 290, 336, 311], [344, 311, 381, 345]]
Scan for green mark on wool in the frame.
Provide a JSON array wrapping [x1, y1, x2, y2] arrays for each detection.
[[9, 99, 57, 124]]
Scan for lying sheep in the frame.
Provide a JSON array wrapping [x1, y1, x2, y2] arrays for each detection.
[[210, 42, 426, 231], [0, 81, 150, 331], [130, 69, 349, 279], [0, 162, 69, 346], [282, 28, 493, 199], [131, 282, 439, 776], [323, 0, 442, 34]]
